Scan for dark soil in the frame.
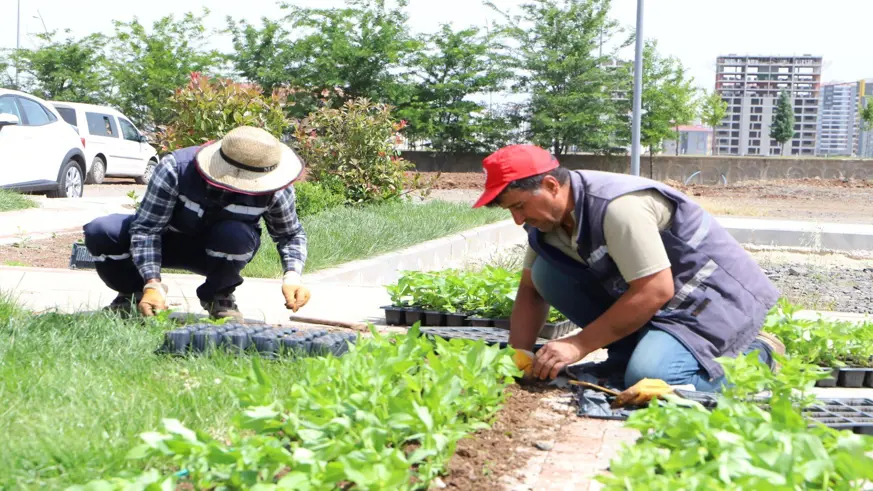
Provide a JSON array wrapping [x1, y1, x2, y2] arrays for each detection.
[[0, 232, 81, 269], [442, 382, 570, 490]]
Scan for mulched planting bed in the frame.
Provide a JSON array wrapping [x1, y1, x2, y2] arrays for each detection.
[[442, 382, 570, 490]]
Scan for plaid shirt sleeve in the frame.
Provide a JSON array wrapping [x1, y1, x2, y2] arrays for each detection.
[[263, 185, 308, 275], [128, 154, 180, 282]]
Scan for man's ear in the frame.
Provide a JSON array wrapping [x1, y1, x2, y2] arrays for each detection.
[[541, 175, 561, 196]]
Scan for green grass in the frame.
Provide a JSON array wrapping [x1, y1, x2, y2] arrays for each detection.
[[242, 199, 508, 278], [0, 297, 308, 489], [0, 189, 38, 212]]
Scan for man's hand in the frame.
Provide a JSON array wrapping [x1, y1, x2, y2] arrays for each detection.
[[531, 336, 588, 380], [611, 378, 673, 408], [512, 349, 535, 378], [138, 282, 168, 317], [282, 271, 310, 312]]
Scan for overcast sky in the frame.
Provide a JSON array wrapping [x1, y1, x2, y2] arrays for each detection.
[[3, 0, 871, 91]]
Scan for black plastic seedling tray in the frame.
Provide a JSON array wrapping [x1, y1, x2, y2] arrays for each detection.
[[69, 243, 97, 270], [672, 390, 873, 435], [157, 323, 357, 359], [419, 326, 549, 352], [383, 306, 577, 339], [814, 367, 873, 388]]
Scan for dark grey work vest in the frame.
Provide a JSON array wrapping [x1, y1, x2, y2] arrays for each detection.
[[527, 170, 779, 379], [165, 145, 274, 236]]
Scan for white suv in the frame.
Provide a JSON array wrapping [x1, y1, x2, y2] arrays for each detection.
[[51, 101, 158, 185], [0, 89, 87, 198]]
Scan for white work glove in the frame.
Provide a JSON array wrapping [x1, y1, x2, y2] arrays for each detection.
[[281, 271, 311, 312]]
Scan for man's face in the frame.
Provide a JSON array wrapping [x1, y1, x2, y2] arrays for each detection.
[[496, 177, 565, 232]]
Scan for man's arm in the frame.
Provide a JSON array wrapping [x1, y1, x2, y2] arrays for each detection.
[[509, 266, 551, 351], [129, 154, 180, 284], [263, 185, 308, 282]]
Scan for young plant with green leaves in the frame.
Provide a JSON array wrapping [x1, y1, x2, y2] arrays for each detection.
[[599, 352, 873, 490], [71, 325, 520, 490]]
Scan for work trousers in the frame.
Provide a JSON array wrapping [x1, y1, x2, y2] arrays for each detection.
[[83, 213, 261, 302], [530, 256, 773, 392]]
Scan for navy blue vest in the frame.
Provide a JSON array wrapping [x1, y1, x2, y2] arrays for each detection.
[[528, 170, 780, 380], [165, 146, 274, 236]]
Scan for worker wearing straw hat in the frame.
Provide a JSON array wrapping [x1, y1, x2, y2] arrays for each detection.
[[83, 126, 311, 321]]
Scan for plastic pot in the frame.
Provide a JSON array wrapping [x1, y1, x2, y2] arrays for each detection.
[[423, 310, 446, 326], [492, 318, 511, 330], [382, 305, 406, 326], [866, 371, 873, 388], [192, 330, 221, 353], [445, 313, 468, 327], [814, 367, 841, 387], [405, 309, 425, 326], [540, 320, 576, 339], [839, 369, 868, 388], [467, 317, 493, 327], [164, 330, 191, 354]]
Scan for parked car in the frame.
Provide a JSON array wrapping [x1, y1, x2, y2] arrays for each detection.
[[0, 89, 87, 198], [50, 101, 158, 185]]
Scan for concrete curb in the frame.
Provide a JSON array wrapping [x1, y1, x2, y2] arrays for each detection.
[[305, 220, 527, 286], [717, 216, 873, 252]]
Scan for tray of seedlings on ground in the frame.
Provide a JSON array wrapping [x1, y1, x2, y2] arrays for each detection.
[[596, 352, 873, 490], [156, 321, 358, 359], [762, 300, 873, 388], [383, 266, 576, 339]]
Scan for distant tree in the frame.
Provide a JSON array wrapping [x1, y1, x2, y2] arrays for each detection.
[[639, 41, 697, 163], [860, 96, 873, 132], [107, 9, 224, 130], [488, 0, 632, 156], [700, 90, 728, 155], [9, 30, 110, 103], [769, 90, 795, 156]]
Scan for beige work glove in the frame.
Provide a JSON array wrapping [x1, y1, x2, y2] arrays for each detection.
[[138, 282, 168, 317], [611, 378, 673, 408], [281, 271, 311, 312], [512, 349, 535, 378]]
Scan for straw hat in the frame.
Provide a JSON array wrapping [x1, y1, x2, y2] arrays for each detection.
[[195, 126, 303, 195]]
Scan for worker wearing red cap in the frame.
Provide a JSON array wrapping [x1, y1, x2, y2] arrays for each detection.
[[474, 144, 785, 395]]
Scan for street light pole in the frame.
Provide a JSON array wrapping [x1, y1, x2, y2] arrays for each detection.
[[15, 0, 21, 86], [630, 0, 644, 176]]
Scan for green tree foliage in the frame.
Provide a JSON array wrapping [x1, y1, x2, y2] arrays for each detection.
[[107, 9, 224, 130], [640, 41, 698, 158], [395, 24, 510, 153], [8, 30, 109, 103], [156, 72, 293, 152], [699, 90, 728, 155], [489, 0, 631, 156], [770, 90, 796, 156]]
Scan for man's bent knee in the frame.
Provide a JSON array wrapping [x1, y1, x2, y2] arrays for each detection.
[[83, 214, 132, 255]]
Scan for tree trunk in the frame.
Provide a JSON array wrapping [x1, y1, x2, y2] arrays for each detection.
[[553, 140, 561, 158], [712, 126, 718, 156], [649, 146, 654, 179]]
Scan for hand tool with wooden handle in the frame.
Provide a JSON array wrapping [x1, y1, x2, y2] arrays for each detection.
[[288, 315, 369, 332]]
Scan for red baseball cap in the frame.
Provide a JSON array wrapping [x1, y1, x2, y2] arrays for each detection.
[[472, 145, 559, 208]]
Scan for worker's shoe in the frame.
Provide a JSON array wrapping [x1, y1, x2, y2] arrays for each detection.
[[755, 331, 786, 372], [201, 293, 244, 322], [103, 292, 143, 318]]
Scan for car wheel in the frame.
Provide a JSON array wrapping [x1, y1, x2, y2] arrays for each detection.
[[135, 159, 157, 185], [86, 156, 106, 185], [48, 159, 84, 198]]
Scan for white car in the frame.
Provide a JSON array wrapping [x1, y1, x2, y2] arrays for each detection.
[[0, 89, 87, 198], [50, 101, 158, 185]]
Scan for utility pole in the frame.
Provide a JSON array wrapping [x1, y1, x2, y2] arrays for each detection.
[[630, 0, 644, 176], [15, 0, 21, 87]]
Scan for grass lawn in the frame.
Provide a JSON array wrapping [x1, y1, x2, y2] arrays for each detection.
[[0, 189, 38, 212], [0, 301, 308, 489], [242, 199, 508, 278]]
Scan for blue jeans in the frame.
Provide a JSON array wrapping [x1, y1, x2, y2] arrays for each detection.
[[530, 257, 772, 392]]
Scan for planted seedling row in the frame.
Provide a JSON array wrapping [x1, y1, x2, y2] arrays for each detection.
[[419, 326, 550, 352], [383, 305, 576, 339], [813, 367, 873, 388], [156, 322, 357, 359]]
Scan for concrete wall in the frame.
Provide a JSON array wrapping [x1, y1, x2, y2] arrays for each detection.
[[401, 151, 873, 184]]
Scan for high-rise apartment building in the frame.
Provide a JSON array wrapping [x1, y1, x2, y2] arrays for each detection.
[[715, 55, 822, 156], [816, 82, 858, 157]]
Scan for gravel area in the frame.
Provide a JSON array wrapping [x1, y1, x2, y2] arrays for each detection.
[[760, 263, 873, 314]]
